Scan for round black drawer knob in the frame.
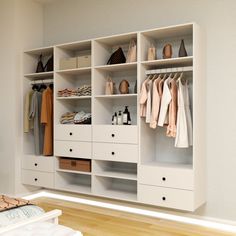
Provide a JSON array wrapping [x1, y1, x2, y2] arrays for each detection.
[[69, 149, 73, 152], [69, 132, 73, 136], [34, 163, 38, 167], [111, 152, 115, 155], [162, 177, 166, 181], [162, 197, 166, 201], [111, 134, 115, 137], [34, 178, 38, 182]]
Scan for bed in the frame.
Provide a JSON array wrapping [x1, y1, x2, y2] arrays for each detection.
[[0, 195, 82, 235]]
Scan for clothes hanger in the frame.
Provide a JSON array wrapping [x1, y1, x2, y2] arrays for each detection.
[[39, 80, 47, 91], [32, 80, 38, 91]]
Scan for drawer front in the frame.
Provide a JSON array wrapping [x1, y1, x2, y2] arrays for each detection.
[[55, 125, 92, 141], [93, 143, 138, 163], [93, 125, 138, 144], [22, 156, 54, 172], [139, 165, 193, 190], [138, 184, 194, 211], [22, 170, 54, 188], [54, 141, 91, 158]]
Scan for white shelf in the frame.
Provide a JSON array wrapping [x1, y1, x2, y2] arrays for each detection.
[[24, 71, 54, 79], [141, 56, 193, 68], [142, 161, 193, 170], [56, 67, 91, 75], [56, 96, 91, 100], [56, 168, 91, 175], [94, 171, 137, 181], [96, 188, 137, 202], [94, 62, 137, 72], [57, 184, 91, 194], [95, 94, 137, 99], [24, 46, 53, 55]]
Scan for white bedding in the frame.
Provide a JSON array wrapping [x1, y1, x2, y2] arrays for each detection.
[[1, 221, 83, 236]]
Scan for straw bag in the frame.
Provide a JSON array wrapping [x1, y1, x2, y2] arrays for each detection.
[[119, 80, 129, 94], [162, 43, 173, 59], [105, 77, 114, 95], [147, 44, 156, 61], [126, 39, 137, 63]]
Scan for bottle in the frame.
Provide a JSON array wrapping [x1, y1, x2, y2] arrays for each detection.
[[117, 111, 122, 125], [113, 112, 117, 125], [128, 109, 131, 125], [123, 106, 129, 125], [112, 115, 115, 125]]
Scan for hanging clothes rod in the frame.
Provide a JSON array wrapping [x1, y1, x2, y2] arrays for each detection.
[[145, 66, 193, 75], [30, 79, 53, 85]]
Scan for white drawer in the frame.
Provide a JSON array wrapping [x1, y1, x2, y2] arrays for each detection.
[[55, 125, 92, 141], [22, 170, 54, 188], [93, 125, 138, 144], [138, 184, 194, 211], [93, 143, 138, 163], [54, 141, 91, 158], [22, 156, 54, 172], [139, 165, 193, 190]]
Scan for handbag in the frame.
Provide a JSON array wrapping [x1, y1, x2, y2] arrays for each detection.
[[119, 80, 129, 94], [44, 55, 53, 71], [107, 47, 126, 64], [178, 39, 188, 57], [162, 43, 173, 59], [36, 54, 44, 73], [147, 44, 156, 61], [126, 39, 137, 63], [105, 77, 114, 95]]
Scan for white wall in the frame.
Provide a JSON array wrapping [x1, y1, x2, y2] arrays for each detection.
[[42, 0, 236, 221], [0, 0, 44, 195]]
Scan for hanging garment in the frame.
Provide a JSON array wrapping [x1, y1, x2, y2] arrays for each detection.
[[167, 79, 178, 137], [24, 90, 34, 133], [139, 78, 149, 117], [150, 76, 161, 129], [41, 87, 53, 156], [29, 91, 44, 155], [175, 79, 193, 148], [145, 79, 154, 123], [158, 77, 172, 126]]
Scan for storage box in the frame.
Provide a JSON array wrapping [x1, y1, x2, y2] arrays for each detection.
[[59, 158, 91, 172], [77, 55, 91, 68], [59, 57, 77, 70]]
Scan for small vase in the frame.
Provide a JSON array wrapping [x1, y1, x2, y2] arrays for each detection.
[[178, 39, 188, 57], [162, 44, 172, 59]]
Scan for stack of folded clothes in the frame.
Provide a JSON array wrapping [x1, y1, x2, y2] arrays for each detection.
[[60, 111, 91, 125], [74, 111, 92, 124], [60, 112, 77, 124], [57, 85, 91, 97]]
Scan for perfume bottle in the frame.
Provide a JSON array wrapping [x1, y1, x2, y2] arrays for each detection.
[[113, 112, 117, 125], [127, 109, 131, 125], [117, 111, 122, 125]]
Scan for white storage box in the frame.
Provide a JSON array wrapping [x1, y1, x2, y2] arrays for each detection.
[[77, 55, 91, 68], [59, 57, 77, 70]]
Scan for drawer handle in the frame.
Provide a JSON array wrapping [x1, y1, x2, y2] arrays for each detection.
[[162, 197, 166, 201], [111, 134, 115, 138], [69, 149, 73, 152], [69, 132, 73, 136], [34, 178, 38, 182], [111, 152, 115, 155], [162, 177, 166, 181], [34, 163, 38, 167]]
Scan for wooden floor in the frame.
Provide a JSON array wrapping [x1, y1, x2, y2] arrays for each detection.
[[34, 197, 234, 236]]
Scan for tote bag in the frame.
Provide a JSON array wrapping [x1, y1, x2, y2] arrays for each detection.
[[126, 39, 137, 63]]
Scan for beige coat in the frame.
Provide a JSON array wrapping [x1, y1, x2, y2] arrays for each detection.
[[140, 78, 149, 117], [150, 77, 161, 129], [145, 79, 153, 123], [167, 79, 178, 137]]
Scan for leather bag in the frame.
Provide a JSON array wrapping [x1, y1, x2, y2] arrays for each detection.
[[162, 43, 173, 59], [36, 54, 44, 73], [105, 77, 114, 95], [126, 39, 137, 63], [147, 44, 156, 61], [107, 47, 126, 65], [44, 55, 53, 71], [119, 80, 129, 94]]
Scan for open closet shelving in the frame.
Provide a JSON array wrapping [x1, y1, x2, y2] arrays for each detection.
[[22, 22, 205, 211]]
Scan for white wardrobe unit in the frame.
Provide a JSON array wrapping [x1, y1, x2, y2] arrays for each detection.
[[22, 22, 205, 211]]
